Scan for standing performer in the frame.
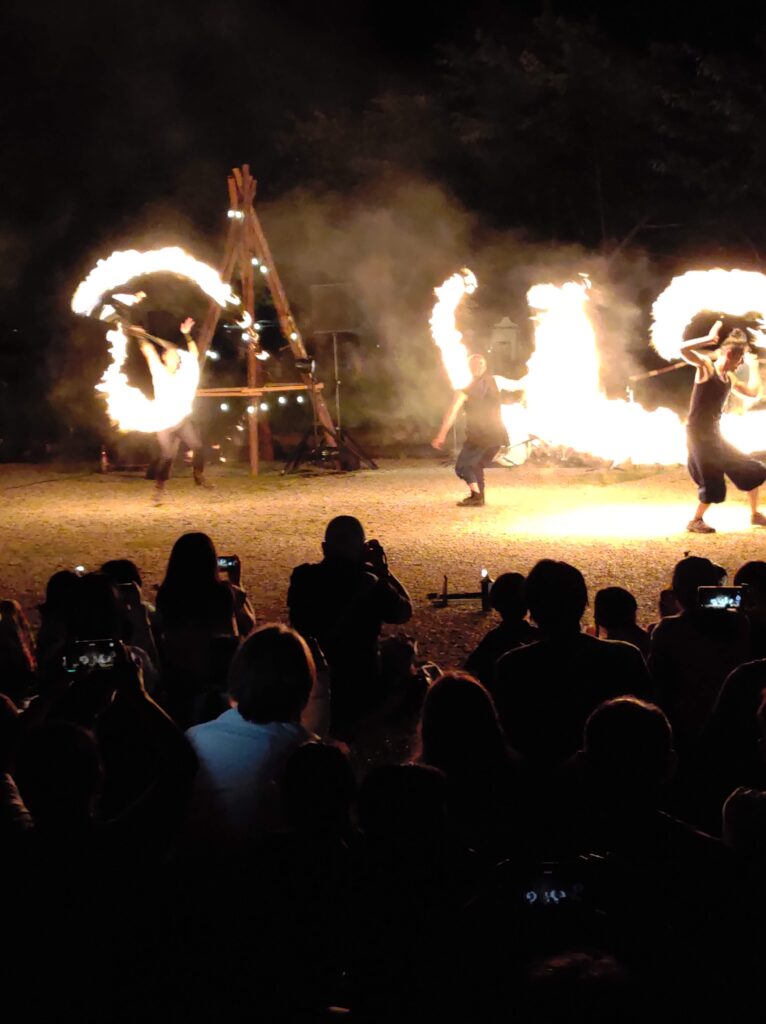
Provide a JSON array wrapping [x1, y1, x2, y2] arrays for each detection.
[[139, 317, 209, 504], [432, 353, 525, 507], [681, 320, 766, 534]]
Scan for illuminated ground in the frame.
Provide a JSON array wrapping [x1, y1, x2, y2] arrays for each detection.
[[2, 459, 766, 669]]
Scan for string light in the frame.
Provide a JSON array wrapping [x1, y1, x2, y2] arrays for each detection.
[[289, 332, 299, 341], [259, 265, 268, 275], [241, 331, 250, 342], [236, 425, 244, 432], [206, 350, 220, 361], [227, 210, 244, 220], [251, 257, 260, 266], [246, 405, 255, 414], [296, 395, 305, 404], [255, 350, 270, 361], [220, 402, 229, 412], [278, 396, 287, 405], [260, 402, 269, 411]]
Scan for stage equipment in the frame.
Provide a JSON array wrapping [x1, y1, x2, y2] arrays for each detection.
[[301, 281, 376, 472], [194, 165, 352, 474], [428, 569, 493, 612]]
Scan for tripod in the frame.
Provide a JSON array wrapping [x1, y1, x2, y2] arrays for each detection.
[[282, 332, 377, 473]]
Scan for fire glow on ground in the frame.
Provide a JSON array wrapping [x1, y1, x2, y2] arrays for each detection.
[[2, 460, 765, 668]]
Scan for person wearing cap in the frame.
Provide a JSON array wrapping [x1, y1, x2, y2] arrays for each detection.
[[680, 321, 766, 534]]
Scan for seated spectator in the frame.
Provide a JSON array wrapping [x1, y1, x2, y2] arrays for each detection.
[[349, 763, 477, 1019], [703, 664, 766, 815], [35, 569, 79, 675], [0, 599, 36, 706], [418, 671, 523, 857], [101, 558, 161, 667], [10, 644, 196, 855], [733, 560, 766, 658], [593, 587, 650, 660], [156, 532, 254, 724], [647, 587, 681, 634], [288, 515, 412, 732], [185, 624, 327, 849], [649, 556, 750, 751], [723, 786, 766, 860], [465, 572, 538, 686], [492, 560, 648, 770]]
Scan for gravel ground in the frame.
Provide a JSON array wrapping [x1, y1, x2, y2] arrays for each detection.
[[2, 458, 766, 671]]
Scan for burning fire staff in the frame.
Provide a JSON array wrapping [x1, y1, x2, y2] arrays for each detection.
[[681, 320, 766, 534], [432, 353, 525, 507], [138, 317, 209, 504]]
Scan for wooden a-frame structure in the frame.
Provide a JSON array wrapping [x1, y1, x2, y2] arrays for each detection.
[[195, 165, 338, 474]]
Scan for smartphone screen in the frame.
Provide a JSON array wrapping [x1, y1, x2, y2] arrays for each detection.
[[697, 586, 745, 610], [64, 639, 118, 675]]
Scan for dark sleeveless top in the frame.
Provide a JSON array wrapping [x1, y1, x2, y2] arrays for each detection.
[[462, 373, 508, 447], [687, 371, 731, 438]]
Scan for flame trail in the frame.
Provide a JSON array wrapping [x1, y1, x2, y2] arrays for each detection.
[[429, 269, 476, 390], [72, 247, 238, 433], [522, 280, 687, 464], [71, 246, 238, 316], [651, 269, 766, 361]]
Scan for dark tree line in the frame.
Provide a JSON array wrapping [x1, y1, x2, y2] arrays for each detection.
[[278, 16, 766, 259]]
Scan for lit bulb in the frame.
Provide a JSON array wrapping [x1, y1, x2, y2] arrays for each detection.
[[241, 331, 250, 342], [220, 402, 229, 412], [278, 395, 287, 405], [246, 405, 255, 414], [251, 257, 260, 266], [206, 350, 220, 361], [227, 210, 236, 219], [236, 424, 244, 432], [255, 350, 270, 361], [289, 332, 298, 341], [220, 456, 227, 463], [296, 395, 304, 404], [260, 265, 268, 275], [260, 402, 269, 411]]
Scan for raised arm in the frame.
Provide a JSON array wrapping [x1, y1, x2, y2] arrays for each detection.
[[139, 339, 162, 370], [493, 374, 527, 393], [432, 391, 468, 449], [180, 317, 198, 360], [680, 318, 722, 374], [732, 349, 763, 400]]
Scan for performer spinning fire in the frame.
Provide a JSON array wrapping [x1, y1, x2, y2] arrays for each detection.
[[681, 319, 766, 534], [138, 317, 209, 504], [432, 353, 525, 507]]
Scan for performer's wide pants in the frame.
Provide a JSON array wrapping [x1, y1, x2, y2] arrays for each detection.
[[687, 429, 766, 504], [156, 418, 204, 482], [455, 442, 501, 493]]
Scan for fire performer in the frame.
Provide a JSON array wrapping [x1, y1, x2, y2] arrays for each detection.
[[138, 317, 209, 504], [681, 320, 766, 534], [432, 353, 525, 507]]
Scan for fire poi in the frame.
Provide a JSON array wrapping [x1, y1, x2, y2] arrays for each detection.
[[430, 267, 766, 464], [71, 246, 240, 434], [430, 266, 766, 529]]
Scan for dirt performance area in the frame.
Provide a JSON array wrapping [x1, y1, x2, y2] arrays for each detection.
[[2, 459, 766, 669]]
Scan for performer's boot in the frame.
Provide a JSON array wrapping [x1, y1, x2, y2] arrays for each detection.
[[194, 469, 213, 489], [153, 480, 166, 506], [457, 492, 485, 507], [686, 517, 715, 534]]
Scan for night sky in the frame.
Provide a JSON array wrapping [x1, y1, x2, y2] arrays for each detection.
[[2, 0, 766, 454]]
